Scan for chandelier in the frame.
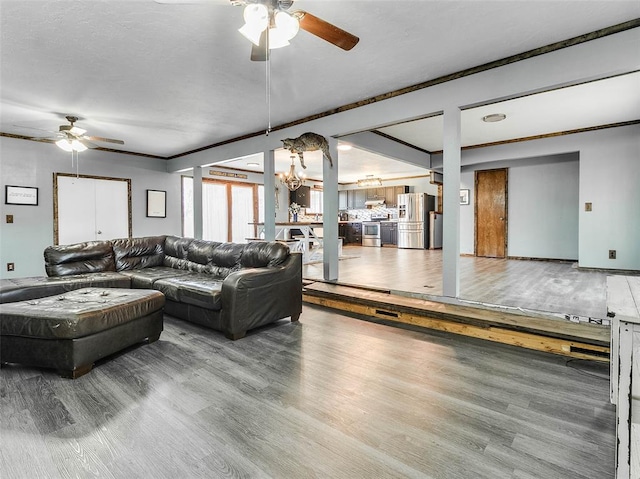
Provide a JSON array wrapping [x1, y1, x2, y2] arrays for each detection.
[[357, 176, 382, 187], [280, 156, 305, 191]]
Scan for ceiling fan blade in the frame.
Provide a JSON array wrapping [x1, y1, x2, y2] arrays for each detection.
[[80, 139, 100, 149], [295, 11, 359, 51], [250, 30, 269, 62], [85, 136, 125, 145]]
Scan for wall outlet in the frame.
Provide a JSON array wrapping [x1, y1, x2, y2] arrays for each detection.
[[609, 250, 616, 260], [6, 214, 13, 223], [7, 263, 14, 271], [585, 202, 592, 212]]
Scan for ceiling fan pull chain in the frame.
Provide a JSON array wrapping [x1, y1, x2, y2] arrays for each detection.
[[265, 28, 271, 136]]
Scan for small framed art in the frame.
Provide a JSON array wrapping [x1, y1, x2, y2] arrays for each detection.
[[146, 189, 166, 218], [5, 185, 38, 206]]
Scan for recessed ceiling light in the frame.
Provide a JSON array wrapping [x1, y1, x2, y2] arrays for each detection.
[[246, 162, 260, 167], [338, 144, 352, 151], [482, 113, 506, 123]]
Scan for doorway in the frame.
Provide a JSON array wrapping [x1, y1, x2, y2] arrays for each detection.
[[475, 168, 507, 258]]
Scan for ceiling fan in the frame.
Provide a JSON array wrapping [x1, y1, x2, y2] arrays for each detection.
[[21, 116, 125, 152], [155, 0, 359, 61]]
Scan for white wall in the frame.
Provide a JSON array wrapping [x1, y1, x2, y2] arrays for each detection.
[[0, 137, 182, 278]]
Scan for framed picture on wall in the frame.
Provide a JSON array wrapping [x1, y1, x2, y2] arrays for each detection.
[[5, 185, 38, 206], [146, 189, 166, 218], [460, 189, 470, 205]]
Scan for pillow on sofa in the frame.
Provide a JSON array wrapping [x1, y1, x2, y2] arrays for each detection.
[[112, 236, 165, 271], [44, 241, 116, 277]]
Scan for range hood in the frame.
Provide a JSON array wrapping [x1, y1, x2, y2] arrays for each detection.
[[364, 199, 385, 207]]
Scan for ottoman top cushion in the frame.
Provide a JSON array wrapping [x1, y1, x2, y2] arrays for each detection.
[[0, 288, 165, 340]]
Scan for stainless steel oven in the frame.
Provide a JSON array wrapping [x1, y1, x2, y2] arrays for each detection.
[[362, 221, 381, 247]]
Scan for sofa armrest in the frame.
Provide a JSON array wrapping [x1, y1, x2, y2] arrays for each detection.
[[220, 252, 302, 336]]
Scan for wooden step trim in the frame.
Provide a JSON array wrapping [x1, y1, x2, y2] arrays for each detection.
[[303, 293, 610, 362], [303, 281, 611, 362]]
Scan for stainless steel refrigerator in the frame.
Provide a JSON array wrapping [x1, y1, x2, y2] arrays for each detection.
[[397, 193, 436, 249]]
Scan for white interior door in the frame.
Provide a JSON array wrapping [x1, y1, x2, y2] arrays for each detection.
[[57, 176, 96, 245], [56, 174, 130, 245], [94, 179, 129, 241]]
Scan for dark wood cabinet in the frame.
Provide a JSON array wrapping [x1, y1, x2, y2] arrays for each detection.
[[380, 221, 397, 246], [289, 185, 311, 208], [345, 222, 362, 244]]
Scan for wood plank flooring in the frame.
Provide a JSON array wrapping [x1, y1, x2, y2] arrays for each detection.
[[303, 246, 639, 319], [1, 309, 615, 478]]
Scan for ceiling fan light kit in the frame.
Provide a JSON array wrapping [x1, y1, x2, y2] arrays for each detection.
[[233, 0, 359, 60], [56, 138, 87, 152]]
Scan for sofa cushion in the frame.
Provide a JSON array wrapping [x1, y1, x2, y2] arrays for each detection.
[[118, 266, 191, 289], [154, 274, 224, 311], [0, 272, 131, 304], [44, 241, 115, 277], [112, 236, 165, 271], [240, 241, 290, 268]]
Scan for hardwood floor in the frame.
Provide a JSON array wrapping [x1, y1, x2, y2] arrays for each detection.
[[1, 309, 615, 478], [303, 246, 639, 319]]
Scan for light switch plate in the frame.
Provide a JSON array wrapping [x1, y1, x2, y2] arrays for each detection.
[[6, 214, 13, 223], [585, 202, 592, 212]]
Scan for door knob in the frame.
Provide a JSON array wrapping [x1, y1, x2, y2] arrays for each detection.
[[97, 230, 102, 235], [499, 218, 504, 221]]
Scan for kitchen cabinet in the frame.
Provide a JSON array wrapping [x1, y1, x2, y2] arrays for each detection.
[[348, 190, 366, 209], [338, 191, 348, 210], [380, 221, 397, 246], [385, 186, 410, 207], [366, 187, 385, 201], [346, 222, 362, 244]]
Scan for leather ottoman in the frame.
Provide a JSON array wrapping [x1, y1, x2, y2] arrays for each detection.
[[0, 288, 165, 378]]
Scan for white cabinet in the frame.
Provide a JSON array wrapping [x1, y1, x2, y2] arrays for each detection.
[[608, 276, 640, 479], [56, 174, 131, 245]]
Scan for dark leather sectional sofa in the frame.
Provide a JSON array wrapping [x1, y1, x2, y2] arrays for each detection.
[[1, 235, 303, 340]]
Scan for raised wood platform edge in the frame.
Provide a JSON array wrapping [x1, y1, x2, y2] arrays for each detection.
[[303, 282, 610, 362]]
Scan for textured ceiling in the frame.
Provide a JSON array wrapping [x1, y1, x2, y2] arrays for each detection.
[[1, 0, 639, 165]]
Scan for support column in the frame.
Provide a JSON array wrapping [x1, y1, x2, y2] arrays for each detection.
[[263, 150, 276, 241], [323, 137, 339, 281], [193, 166, 203, 239], [442, 107, 461, 298]]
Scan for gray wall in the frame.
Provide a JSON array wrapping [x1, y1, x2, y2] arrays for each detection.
[[434, 123, 640, 269], [457, 154, 579, 259], [0, 137, 182, 279]]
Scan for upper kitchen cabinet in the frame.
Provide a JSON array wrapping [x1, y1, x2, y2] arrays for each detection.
[[385, 186, 410, 207], [366, 188, 386, 201], [348, 189, 367, 209], [289, 185, 311, 208], [338, 190, 348, 210]]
